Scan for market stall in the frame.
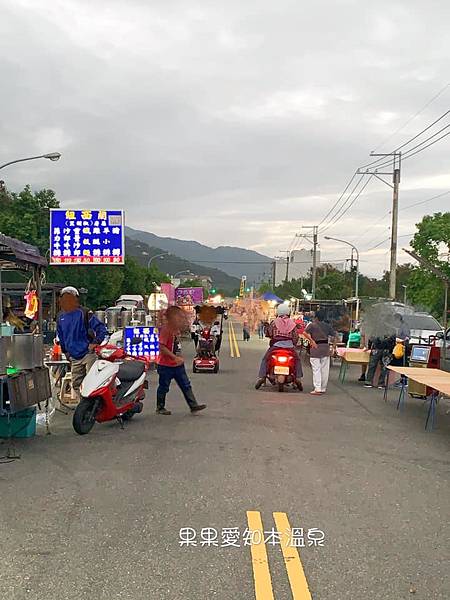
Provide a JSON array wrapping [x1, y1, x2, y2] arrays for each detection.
[[0, 234, 51, 438]]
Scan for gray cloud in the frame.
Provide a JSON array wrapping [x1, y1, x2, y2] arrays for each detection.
[[1, 0, 449, 276]]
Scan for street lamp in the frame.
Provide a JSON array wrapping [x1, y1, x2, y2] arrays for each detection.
[[402, 284, 408, 305], [324, 236, 360, 323], [0, 152, 62, 170], [174, 270, 192, 279], [148, 252, 170, 268]]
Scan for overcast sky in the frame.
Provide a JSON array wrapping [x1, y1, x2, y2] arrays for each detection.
[[1, 0, 449, 276]]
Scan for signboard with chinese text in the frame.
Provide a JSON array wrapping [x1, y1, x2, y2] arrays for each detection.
[[175, 287, 204, 306], [124, 326, 159, 360], [49, 209, 125, 265]]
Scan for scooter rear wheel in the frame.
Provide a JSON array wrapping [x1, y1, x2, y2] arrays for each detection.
[[73, 398, 97, 435]]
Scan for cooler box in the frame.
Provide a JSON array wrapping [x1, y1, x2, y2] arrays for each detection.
[[0, 407, 36, 438]]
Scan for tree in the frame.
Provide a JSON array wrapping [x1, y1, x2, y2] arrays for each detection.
[[408, 212, 450, 318], [0, 185, 59, 254], [258, 281, 273, 294], [0, 185, 171, 309]]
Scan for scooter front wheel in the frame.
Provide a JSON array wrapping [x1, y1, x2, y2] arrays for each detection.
[[73, 398, 97, 435]]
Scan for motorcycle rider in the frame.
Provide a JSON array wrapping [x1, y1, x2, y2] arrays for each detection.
[[255, 304, 316, 390], [56, 286, 107, 402]]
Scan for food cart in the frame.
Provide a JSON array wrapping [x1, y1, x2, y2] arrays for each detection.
[[0, 234, 51, 438]]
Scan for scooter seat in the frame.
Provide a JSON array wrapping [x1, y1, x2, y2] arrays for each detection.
[[118, 360, 145, 381]]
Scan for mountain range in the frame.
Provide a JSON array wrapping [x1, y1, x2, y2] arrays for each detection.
[[125, 237, 241, 293], [125, 226, 273, 284]]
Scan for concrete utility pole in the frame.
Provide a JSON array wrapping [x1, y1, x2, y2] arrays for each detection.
[[296, 225, 319, 298], [325, 236, 360, 324], [389, 161, 401, 298], [358, 152, 401, 300], [280, 250, 291, 283]]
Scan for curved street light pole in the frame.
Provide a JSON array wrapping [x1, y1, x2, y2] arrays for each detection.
[[147, 252, 169, 269], [0, 152, 61, 171], [324, 236, 360, 324], [174, 270, 192, 278]]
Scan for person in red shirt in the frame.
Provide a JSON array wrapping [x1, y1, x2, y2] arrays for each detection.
[[156, 306, 206, 415]]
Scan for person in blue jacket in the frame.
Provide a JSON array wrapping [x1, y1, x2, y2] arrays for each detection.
[[56, 286, 107, 401]]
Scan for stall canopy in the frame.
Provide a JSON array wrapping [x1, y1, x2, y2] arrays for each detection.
[[0, 233, 47, 330], [0, 234, 47, 270], [261, 292, 284, 303]]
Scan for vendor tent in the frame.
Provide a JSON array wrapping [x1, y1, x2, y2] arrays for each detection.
[[0, 234, 47, 331], [261, 291, 283, 303]]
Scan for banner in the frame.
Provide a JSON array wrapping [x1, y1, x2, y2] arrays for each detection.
[[49, 209, 125, 265], [161, 283, 175, 306], [175, 287, 204, 306], [124, 326, 159, 360]]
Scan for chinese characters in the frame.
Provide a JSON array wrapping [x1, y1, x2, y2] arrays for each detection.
[[50, 209, 124, 264]]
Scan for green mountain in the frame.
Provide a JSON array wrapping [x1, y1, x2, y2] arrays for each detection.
[[125, 237, 240, 293]]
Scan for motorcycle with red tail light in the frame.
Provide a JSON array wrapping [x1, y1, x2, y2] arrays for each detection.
[[266, 347, 301, 392], [72, 342, 151, 435]]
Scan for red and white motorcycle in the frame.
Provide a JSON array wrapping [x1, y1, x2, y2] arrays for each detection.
[[73, 339, 150, 435]]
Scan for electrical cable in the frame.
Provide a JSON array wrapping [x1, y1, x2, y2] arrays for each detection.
[[368, 122, 450, 171], [402, 189, 450, 210], [317, 172, 359, 227], [359, 109, 450, 170], [320, 175, 373, 234]]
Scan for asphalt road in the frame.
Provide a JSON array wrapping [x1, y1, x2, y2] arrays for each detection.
[[1, 321, 450, 600]]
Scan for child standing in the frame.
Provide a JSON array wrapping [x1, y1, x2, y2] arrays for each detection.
[[156, 306, 206, 415]]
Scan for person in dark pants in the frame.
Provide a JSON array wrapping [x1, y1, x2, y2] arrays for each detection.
[[364, 335, 395, 389], [243, 320, 251, 341], [156, 306, 206, 415]]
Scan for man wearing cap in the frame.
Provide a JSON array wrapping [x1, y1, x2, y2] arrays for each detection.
[[56, 287, 107, 401]]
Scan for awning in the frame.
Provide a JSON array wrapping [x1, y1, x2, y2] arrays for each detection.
[[0, 233, 47, 269], [261, 292, 284, 303]]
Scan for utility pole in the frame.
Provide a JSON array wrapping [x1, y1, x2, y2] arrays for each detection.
[[296, 225, 319, 298], [271, 260, 276, 289], [280, 250, 291, 283], [358, 152, 401, 300], [389, 160, 401, 299]]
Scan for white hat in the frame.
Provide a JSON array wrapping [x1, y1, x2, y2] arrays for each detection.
[[276, 304, 290, 316], [60, 286, 79, 297]]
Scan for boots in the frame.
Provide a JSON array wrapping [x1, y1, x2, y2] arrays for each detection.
[[156, 393, 171, 415], [183, 388, 206, 413]]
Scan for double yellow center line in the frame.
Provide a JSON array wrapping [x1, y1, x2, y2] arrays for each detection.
[[228, 320, 241, 358], [247, 511, 312, 600]]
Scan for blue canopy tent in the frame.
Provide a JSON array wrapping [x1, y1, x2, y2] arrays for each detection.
[[261, 292, 284, 303]]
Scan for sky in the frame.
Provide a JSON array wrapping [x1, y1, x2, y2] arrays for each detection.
[[1, 0, 449, 277]]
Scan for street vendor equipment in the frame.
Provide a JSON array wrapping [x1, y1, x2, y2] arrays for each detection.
[[72, 340, 150, 435]]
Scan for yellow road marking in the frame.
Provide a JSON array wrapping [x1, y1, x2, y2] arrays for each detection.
[[229, 322, 235, 358], [230, 320, 241, 358], [246, 511, 275, 600], [273, 512, 312, 600]]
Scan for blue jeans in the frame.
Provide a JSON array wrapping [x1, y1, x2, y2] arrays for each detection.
[[157, 364, 195, 408]]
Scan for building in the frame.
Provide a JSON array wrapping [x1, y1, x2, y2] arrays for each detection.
[[273, 248, 321, 287]]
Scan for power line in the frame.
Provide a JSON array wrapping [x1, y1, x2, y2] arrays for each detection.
[[370, 122, 450, 170], [402, 189, 450, 210], [372, 84, 450, 152], [364, 233, 414, 253], [320, 175, 373, 234], [317, 172, 359, 227], [402, 129, 450, 161], [359, 109, 450, 170]]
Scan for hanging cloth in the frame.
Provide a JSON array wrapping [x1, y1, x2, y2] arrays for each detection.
[[24, 290, 39, 320]]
